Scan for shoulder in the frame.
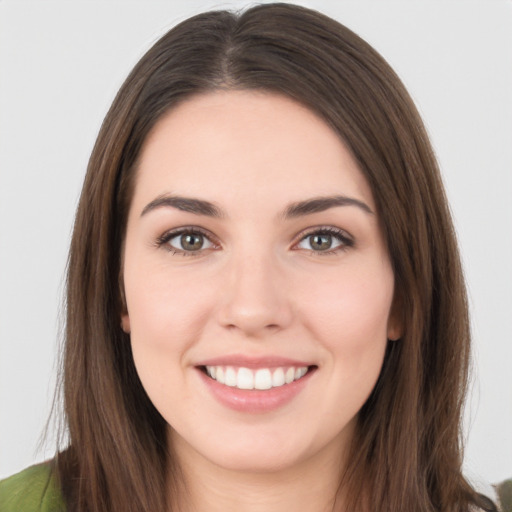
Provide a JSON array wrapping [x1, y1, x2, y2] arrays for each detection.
[[0, 463, 65, 512]]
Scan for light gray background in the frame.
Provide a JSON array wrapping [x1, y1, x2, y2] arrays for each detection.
[[1, 0, 511, 491]]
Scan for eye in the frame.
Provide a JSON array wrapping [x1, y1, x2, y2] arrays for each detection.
[[295, 227, 353, 254], [157, 228, 217, 255]]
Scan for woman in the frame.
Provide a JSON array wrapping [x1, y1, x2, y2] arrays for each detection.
[[0, 3, 499, 511]]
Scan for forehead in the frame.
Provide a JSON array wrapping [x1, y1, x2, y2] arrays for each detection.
[[133, 90, 374, 214]]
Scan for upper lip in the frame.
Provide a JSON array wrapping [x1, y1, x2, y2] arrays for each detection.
[[195, 354, 315, 369]]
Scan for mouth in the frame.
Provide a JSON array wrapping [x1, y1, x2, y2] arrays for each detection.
[[198, 364, 317, 391]]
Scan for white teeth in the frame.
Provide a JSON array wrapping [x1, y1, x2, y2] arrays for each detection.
[[237, 367, 254, 390], [272, 367, 285, 387], [204, 365, 310, 390], [295, 367, 307, 379], [254, 369, 272, 390], [225, 367, 237, 387]]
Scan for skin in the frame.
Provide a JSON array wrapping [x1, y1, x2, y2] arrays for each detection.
[[121, 90, 401, 511]]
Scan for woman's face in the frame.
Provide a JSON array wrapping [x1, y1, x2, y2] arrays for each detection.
[[122, 90, 400, 473]]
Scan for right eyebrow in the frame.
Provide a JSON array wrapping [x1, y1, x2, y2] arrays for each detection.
[[140, 194, 225, 218]]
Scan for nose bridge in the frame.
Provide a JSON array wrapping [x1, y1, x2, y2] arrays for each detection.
[[217, 241, 292, 336]]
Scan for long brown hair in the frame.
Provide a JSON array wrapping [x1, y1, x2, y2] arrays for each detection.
[[58, 4, 486, 511]]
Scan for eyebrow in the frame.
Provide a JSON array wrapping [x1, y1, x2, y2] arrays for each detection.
[[141, 194, 224, 218], [282, 195, 374, 218], [140, 194, 374, 219]]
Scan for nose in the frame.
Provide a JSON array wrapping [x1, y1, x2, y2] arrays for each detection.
[[217, 250, 293, 338]]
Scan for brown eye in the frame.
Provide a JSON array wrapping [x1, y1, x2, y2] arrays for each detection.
[[181, 233, 204, 251], [296, 228, 353, 254], [309, 234, 334, 251], [167, 231, 214, 253]]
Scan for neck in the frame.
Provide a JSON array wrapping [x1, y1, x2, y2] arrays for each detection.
[[167, 432, 350, 512]]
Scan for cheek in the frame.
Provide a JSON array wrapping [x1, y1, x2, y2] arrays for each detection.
[[298, 263, 393, 422], [298, 261, 394, 358], [123, 257, 218, 396], [124, 266, 221, 428], [125, 258, 214, 342]]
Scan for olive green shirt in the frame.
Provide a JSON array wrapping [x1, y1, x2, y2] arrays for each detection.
[[0, 464, 65, 512]]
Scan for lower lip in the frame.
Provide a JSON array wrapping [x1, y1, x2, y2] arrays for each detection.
[[197, 368, 314, 413]]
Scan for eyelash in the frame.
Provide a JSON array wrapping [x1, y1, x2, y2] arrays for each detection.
[[155, 225, 354, 257]]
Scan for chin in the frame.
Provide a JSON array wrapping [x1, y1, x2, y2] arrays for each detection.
[[168, 418, 352, 476], [208, 446, 314, 474]]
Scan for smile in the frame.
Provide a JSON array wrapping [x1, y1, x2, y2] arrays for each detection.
[[204, 365, 310, 390]]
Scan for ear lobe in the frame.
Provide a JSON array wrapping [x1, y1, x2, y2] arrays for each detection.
[[387, 317, 402, 341], [119, 262, 130, 333], [121, 314, 131, 334], [387, 294, 403, 341]]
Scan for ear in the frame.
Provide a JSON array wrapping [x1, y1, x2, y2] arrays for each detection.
[[387, 293, 403, 341], [121, 313, 131, 334], [387, 317, 402, 341], [119, 256, 130, 333]]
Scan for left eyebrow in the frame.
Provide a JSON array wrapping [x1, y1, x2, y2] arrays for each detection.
[[282, 195, 374, 218]]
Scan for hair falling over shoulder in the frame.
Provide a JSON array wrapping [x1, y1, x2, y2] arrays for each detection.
[[55, 4, 492, 511]]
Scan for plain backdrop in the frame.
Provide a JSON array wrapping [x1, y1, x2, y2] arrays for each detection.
[[1, 0, 511, 492]]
